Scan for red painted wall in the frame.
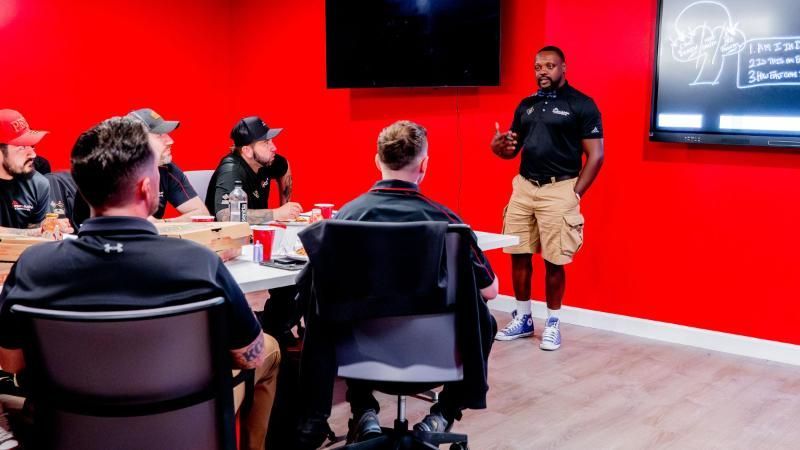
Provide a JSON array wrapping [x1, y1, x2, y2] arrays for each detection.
[[3, 0, 799, 344]]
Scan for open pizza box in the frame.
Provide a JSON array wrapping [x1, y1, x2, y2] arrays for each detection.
[[0, 235, 50, 283], [154, 222, 251, 260]]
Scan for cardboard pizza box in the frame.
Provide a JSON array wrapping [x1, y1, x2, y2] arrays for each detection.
[[154, 221, 251, 255], [0, 235, 49, 262]]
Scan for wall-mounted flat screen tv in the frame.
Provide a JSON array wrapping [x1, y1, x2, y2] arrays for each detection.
[[326, 0, 501, 88], [651, 0, 800, 147]]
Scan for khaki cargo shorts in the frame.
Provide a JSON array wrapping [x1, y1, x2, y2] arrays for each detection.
[[502, 175, 585, 265]]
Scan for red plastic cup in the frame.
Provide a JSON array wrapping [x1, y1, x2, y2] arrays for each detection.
[[314, 203, 334, 219], [252, 226, 277, 258]]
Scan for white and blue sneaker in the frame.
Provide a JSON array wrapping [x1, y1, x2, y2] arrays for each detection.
[[495, 311, 534, 341], [539, 316, 561, 350]]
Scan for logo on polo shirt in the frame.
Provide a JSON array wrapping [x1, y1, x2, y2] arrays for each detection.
[[11, 200, 33, 212], [252, 190, 260, 199], [104, 243, 124, 253], [552, 108, 570, 117], [526, 106, 534, 115], [591, 126, 600, 134], [261, 179, 269, 188]]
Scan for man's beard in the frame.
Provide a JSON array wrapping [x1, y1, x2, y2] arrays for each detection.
[[255, 153, 274, 167], [3, 159, 34, 178]]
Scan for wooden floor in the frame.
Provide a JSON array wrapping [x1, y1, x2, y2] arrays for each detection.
[[326, 311, 800, 449]]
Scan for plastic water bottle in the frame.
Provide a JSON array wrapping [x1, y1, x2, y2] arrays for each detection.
[[229, 181, 248, 222]]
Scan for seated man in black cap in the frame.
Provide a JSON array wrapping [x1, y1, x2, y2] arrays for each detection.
[[207, 116, 302, 223]]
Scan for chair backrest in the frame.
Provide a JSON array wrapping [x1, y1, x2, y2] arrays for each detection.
[[301, 221, 472, 384], [184, 170, 215, 205], [11, 297, 237, 450]]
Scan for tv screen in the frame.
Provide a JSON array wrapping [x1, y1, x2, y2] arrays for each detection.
[[325, 0, 500, 88], [650, 0, 800, 147]]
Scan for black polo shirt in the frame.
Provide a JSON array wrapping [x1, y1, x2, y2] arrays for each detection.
[[206, 152, 289, 215], [510, 82, 603, 179], [0, 216, 261, 351], [0, 172, 50, 229], [155, 163, 198, 219], [335, 179, 496, 289]]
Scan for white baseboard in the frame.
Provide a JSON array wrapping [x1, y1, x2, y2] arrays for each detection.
[[490, 295, 800, 367]]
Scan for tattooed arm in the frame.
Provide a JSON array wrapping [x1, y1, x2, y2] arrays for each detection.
[[230, 330, 267, 369], [277, 164, 293, 206]]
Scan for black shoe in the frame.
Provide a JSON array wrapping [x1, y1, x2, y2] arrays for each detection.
[[346, 409, 382, 443], [413, 411, 452, 433], [295, 416, 334, 450]]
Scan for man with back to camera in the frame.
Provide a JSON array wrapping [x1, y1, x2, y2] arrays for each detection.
[[491, 45, 604, 350], [296, 120, 499, 447], [0, 109, 52, 236], [207, 116, 302, 223], [0, 117, 280, 450]]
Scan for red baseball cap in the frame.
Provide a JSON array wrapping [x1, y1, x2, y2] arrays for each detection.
[[0, 109, 48, 146]]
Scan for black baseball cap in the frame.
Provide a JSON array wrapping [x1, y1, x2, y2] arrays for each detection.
[[127, 108, 180, 134], [230, 116, 282, 147]]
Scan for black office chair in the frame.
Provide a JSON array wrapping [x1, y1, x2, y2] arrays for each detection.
[[11, 297, 253, 450], [300, 221, 475, 450]]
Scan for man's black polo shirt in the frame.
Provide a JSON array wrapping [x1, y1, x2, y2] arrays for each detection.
[[206, 152, 289, 216], [0, 172, 50, 229], [155, 163, 198, 218], [335, 179, 496, 289], [510, 82, 603, 179], [0, 216, 261, 351]]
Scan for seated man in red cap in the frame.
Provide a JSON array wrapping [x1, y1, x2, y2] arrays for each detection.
[[0, 109, 52, 235]]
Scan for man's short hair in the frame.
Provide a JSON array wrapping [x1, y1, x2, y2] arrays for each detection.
[[538, 45, 566, 62], [71, 117, 154, 208], [377, 120, 428, 171]]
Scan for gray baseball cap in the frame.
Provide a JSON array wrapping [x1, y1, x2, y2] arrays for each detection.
[[127, 108, 180, 134]]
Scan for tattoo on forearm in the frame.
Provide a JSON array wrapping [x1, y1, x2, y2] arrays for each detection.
[[242, 337, 264, 362], [246, 209, 274, 224]]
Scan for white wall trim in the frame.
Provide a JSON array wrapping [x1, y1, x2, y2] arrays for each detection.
[[490, 295, 800, 366]]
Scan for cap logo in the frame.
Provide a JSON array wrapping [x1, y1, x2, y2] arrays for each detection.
[[10, 118, 29, 133], [150, 111, 161, 120]]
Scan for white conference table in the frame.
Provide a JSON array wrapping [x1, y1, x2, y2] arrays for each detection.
[[227, 230, 519, 293]]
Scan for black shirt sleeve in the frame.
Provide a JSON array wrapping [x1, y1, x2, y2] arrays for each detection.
[[510, 100, 528, 154], [266, 154, 289, 179], [213, 261, 262, 350], [211, 161, 244, 216], [32, 174, 51, 225], [163, 164, 198, 209], [579, 97, 603, 139]]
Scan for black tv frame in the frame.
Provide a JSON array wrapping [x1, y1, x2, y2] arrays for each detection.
[[648, 0, 800, 148], [325, 0, 501, 89]]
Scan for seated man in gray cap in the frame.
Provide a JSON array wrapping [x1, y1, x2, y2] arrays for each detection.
[[126, 108, 211, 222]]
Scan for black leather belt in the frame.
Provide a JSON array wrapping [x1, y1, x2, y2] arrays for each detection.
[[524, 174, 574, 187]]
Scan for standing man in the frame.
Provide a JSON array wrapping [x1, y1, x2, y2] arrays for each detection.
[[207, 116, 302, 223], [491, 46, 604, 350], [0, 109, 51, 235], [0, 117, 280, 450], [127, 108, 211, 221]]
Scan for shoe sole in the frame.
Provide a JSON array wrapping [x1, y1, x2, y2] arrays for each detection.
[[539, 342, 561, 350], [494, 331, 533, 341]]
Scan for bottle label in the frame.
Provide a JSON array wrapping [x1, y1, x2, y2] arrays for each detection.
[[239, 202, 248, 222]]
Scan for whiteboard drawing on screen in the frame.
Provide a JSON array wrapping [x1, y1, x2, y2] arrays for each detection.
[[669, 1, 746, 86]]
